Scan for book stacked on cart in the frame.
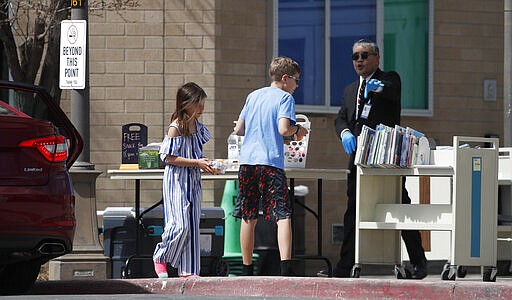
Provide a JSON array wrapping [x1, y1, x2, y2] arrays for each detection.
[[354, 124, 429, 168]]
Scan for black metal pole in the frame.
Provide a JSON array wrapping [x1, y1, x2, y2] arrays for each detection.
[[71, 1, 92, 169], [506, 0, 512, 146]]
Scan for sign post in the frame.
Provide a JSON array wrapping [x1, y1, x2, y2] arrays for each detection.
[[68, 2, 90, 167], [50, 0, 109, 281]]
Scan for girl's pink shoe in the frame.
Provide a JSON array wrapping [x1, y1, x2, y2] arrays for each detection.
[[154, 262, 168, 278]]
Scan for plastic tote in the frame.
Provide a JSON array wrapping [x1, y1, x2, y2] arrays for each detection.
[[284, 114, 310, 168]]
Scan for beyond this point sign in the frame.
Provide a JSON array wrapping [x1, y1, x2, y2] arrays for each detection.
[[60, 20, 86, 89]]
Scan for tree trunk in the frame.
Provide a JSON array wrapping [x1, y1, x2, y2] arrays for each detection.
[[19, 16, 44, 84], [40, 0, 68, 103], [0, 0, 25, 81]]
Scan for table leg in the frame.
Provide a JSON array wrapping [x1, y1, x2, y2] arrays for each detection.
[[123, 179, 142, 279], [135, 179, 140, 256], [317, 178, 322, 256], [288, 177, 331, 276], [289, 178, 295, 254]]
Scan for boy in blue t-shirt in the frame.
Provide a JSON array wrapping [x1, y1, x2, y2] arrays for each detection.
[[232, 56, 309, 276]]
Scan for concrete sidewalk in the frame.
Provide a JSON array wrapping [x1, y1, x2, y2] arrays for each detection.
[[29, 275, 512, 299]]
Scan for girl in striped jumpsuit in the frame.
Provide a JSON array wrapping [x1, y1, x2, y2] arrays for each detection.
[[153, 82, 215, 278]]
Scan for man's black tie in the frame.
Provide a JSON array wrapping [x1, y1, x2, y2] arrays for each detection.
[[357, 79, 366, 119]]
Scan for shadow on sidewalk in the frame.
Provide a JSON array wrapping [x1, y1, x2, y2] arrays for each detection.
[[29, 280, 151, 295]]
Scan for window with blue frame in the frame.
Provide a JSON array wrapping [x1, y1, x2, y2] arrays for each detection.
[[329, 0, 376, 107], [278, 0, 327, 107], [277, 0, 431, 114]]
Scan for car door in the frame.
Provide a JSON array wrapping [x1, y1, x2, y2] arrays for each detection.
[[0, 80, 83, 171]]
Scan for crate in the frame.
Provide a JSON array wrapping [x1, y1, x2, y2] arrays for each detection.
[[284, 114, 310, 168]]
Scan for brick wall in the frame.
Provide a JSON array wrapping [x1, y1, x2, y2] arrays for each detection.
[[90, 0, 164, 210], [90, 0, 268, 211]]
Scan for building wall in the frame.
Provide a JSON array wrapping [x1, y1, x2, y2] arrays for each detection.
[[404, 1, 504, 145], [86, 0, 504, 266], [88, 0, 264, 210]]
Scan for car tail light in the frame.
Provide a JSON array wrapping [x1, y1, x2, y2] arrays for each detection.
[[18, 135, 68, 162]]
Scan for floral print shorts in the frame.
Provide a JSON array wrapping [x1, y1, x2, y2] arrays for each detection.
[[233, 165, 291, 222]]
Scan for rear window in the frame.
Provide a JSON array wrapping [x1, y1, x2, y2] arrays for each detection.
[[0, 99, 29, 117], [0, 104, 13, 115], [0, 89, 50, 120]]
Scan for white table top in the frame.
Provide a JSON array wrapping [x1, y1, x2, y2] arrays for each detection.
[[107, 168, 349, 181]]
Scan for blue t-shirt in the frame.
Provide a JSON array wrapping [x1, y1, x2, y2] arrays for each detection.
[[239, 86, 296, 169]]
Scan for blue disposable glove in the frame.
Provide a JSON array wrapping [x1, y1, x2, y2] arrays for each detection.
[[341, 131, 356, 154], [364, 79, 385, 98]]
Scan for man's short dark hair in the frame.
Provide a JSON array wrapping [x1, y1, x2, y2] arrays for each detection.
[[353, 39, 380, 55]]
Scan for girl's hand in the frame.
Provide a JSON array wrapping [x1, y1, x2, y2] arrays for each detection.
[[197, 158, 215, 174]]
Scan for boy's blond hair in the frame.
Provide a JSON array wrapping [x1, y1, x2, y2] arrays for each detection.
[[269, 56, 301, 82]]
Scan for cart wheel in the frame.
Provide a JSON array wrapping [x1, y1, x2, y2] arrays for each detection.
[[483, 267, 497, 282], [394, 265, 411, 279], [456, 265, 467, 278], [210, 257, 229, 276], [350, 264, 361, 278], [122, 268, 130, 279], [441, 265, 456, 281], [442, 262, 450, 271]]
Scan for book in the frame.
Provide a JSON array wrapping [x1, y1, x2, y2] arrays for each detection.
[[362, 127, 376, 166], [355, 125, 375, 167], [391, 125, 405, 166], [380, 125, 393, 167], [367, 129, 381, 166], [405, 127, 425, 139], [356, 124, 426, 168], [415, 136, 431, 165], [354, 134, 365, 166]]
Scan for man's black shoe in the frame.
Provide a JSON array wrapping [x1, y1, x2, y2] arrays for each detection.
[[316, 268, 351, 278], [411, 261, 428, 279]]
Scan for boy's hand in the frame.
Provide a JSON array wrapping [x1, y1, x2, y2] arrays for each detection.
[[364, 79, 384, 98], [294, 125, 309, 141]]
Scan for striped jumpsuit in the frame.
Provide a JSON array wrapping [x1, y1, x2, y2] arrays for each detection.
[[153, 121, 211, 276]]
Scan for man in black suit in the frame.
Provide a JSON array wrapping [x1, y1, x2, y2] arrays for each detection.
[[327, 39, 428, 279]]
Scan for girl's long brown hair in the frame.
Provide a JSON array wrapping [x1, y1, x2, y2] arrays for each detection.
[[170, 82, 207, 136]]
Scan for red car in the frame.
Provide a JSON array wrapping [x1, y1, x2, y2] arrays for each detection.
[[0, 81, 83, 295]]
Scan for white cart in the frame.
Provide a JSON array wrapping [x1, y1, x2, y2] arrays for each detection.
[[498, 148, 512, 272], [353, 136, 499, 281]]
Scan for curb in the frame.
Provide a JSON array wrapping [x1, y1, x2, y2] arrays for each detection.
[[30, 277, 512, 299]]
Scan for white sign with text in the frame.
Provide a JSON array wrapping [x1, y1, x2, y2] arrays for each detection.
[[59, 20, 86, 89]]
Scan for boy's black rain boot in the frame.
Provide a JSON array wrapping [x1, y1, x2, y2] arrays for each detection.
[[280, 260, 295, 276], [242, 264, 254, 276]]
